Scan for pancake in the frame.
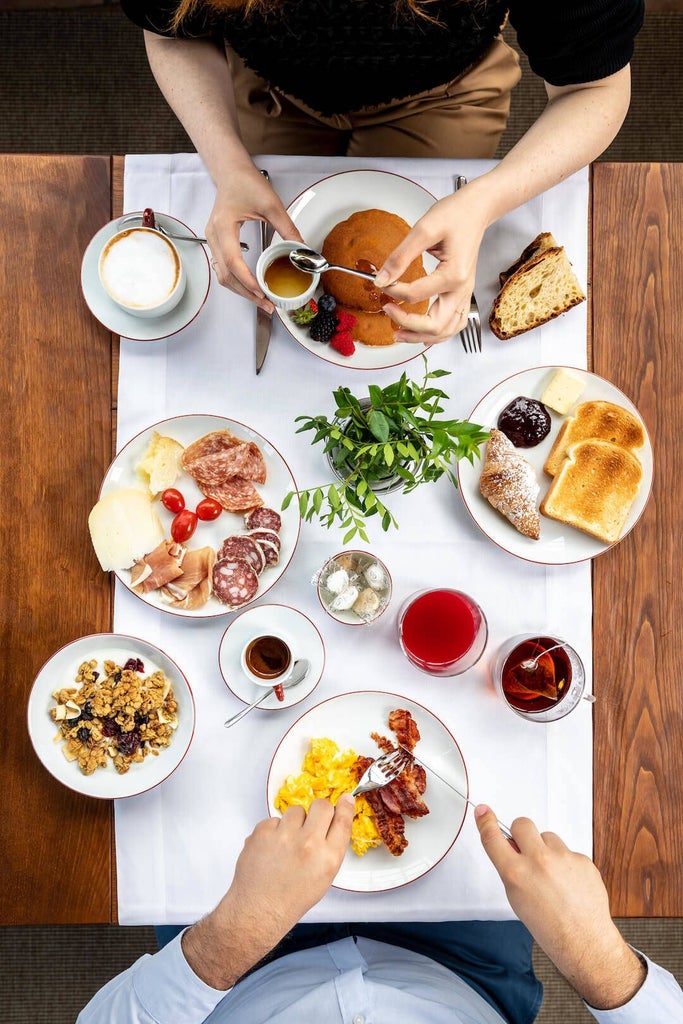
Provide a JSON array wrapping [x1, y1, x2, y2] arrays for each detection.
[[321, 209, 429, 347]]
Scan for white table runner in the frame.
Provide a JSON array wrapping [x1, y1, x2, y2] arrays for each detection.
[[114, 153, 591, 924]]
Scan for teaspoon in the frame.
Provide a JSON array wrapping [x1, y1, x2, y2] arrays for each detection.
[[118, 213, 249, 251], [223, 658, 310, 728], [289, 247, 376, 282]]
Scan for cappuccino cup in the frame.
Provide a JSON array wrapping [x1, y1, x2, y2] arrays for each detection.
[[98, 227, 186, 318]]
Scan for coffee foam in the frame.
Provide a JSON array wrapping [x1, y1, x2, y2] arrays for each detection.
[[99, 229, 180, 309]]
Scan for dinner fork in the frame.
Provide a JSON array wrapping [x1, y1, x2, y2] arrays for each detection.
[[351, 748, 412, 796], [454, 175, 483, 354]]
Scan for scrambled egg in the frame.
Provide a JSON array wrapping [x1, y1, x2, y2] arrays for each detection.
[[275, 738, 382, 856]]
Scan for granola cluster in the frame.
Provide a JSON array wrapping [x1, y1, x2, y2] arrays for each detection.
[[50, 657, 179, 776]]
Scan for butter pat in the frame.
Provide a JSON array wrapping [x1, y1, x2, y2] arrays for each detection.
[[89, 488, 164, 571], [541, 370, 585, 415]]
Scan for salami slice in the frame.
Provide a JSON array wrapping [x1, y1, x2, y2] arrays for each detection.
[[200, 477, 264, 514], [245, 528, 281, 551], [212, 558, 259, 608], [217, 535, 266, 575], [244, 506, 281, 533], [252, 536, 280, 567]]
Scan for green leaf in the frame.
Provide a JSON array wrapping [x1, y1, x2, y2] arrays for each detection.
[[383, 443, 394, 466], [367, 409, 390, 443], [328, 485, 341, 509], [298, 492, 309, 516], [281, 491, 294, 510], [343, 526, 358, 545], [312, 488, 323, 514]]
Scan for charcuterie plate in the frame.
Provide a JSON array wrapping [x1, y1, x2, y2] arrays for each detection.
[[276, 169, 435, 370], [99, 414, 300, 617]]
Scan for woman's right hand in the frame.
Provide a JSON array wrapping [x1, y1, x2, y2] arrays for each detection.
[[206, 164, 304, 313]]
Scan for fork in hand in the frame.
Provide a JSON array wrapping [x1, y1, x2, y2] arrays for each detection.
[[351, 748, 412, 796], [454, 175, 482, 354]]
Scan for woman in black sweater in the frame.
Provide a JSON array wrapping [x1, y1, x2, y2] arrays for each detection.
[[121, 1, 643, 344]]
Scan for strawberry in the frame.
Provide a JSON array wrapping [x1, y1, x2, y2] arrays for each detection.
[[290, 299, 318, 325], [330, 331, 356, 357]]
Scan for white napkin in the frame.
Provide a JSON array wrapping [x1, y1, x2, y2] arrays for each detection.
[[114, 153, 591, 924]]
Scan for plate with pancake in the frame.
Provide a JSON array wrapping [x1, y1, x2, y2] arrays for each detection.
[[277, 169, 438, 370], [267, 690, 468, 893], [457, 366, 653, 564]]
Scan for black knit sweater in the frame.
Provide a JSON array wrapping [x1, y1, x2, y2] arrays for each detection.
[[122, 0, 644, 117]]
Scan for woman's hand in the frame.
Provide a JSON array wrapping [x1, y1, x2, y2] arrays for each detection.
[[206, 165, 304, 313], [374, 189, 488, 345]]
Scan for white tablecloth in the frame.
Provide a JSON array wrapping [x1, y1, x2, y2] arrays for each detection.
[[114, 153, 591, 925]]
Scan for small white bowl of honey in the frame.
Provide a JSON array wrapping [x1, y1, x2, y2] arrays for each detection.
[[256, 239, 320, 311]]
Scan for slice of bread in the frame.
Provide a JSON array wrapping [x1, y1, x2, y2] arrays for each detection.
[[544, 400, 645, 477], [498, 232, 557, 287], [489, 244, 585, 341], [540, 439, 643, 544]]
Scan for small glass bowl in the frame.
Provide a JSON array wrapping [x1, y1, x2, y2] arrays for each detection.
[[316, 550, 392, 626]]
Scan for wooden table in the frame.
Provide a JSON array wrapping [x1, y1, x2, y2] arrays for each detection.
[[1, 156, 680, 924]]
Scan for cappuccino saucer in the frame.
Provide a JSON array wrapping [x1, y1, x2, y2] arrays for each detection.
[[81, 212, 210, 341]]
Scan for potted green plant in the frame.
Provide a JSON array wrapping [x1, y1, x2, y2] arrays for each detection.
[[283, 356, 489, 542]]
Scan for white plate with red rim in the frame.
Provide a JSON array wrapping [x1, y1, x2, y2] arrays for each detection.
[[219, 604, 325, 711], [81, 212, 210, 342], [276, 169, 436, 370], [457, 365, 653, 564], [266, 690, 468, 892], [26, 633, 195, 799], [99, 414, 301, 617]]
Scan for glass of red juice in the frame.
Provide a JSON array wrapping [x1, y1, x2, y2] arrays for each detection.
[[492, 634, 587, 723], [397, 589, 488, 676]]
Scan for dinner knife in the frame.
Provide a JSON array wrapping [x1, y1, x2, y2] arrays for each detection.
[[255, 168, 273, 375], [399, 745, 514, 841]]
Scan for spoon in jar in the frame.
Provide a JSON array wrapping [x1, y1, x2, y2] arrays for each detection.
[[118, 212, 249, 251], [223, 658, 310, 728], [289, 247, 377, 282]]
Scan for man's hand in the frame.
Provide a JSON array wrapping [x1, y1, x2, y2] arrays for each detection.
[[475, 805, 646, 1010], [182, 796, 355, 990]]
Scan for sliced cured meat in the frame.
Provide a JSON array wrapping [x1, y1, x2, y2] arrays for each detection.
[[251, 536, 280, 567], [217, 535, 265, 575], [188, 442, 267, 487], [212, 557, 259, 608], [182, 429, 239, 471], [245, 506, 281, 532], [200, 477, 264, 514], [378, 767, 429, 820], [160, 546, 215, 610], [246, 528, 281, 551], [130, 540, 185, 594]]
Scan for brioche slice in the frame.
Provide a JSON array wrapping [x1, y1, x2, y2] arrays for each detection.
[[499, 232, 557, 287], [480, 428, 541, 540], [489, 245, 585, 341], [544, 400, 645, 477], [540, 439, 643, 544]]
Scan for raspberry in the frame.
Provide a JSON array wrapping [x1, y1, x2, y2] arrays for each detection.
[[309, 312, 337, 343], [289, 299, 318, 325], [330, 331, 356, 357], [318, 293, 337, 314], [335, 310, 357, 332]]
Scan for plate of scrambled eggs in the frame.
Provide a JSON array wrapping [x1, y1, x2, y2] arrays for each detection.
[[267, 690, 468, 893]]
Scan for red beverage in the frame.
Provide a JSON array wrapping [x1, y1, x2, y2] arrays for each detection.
[[501, 637, 572, 712], [398, 589, 487, 676]]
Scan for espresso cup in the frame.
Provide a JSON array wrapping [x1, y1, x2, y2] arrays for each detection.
[[98, 227, 186, 318], [256, 240, 319, 311], [241, 634, 293, 688]]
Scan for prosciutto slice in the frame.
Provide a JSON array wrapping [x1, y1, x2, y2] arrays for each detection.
[[130, 540, 184, 594]]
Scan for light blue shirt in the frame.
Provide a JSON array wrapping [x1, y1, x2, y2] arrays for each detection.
[[77, 933, 683, 1023]]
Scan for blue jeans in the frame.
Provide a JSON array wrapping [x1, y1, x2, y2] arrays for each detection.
[[155, 920, 542, 1024]]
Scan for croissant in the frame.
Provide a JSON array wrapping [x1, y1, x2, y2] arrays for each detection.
[[479, 429, 541, 540]]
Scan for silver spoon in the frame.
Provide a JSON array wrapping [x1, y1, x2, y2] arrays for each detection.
[[289, 247, 376, 282], [223, 658, 310, 728], [117, 213, 249, 252]]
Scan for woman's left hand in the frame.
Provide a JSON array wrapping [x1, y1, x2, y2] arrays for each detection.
[[374, 190, 488, 345]]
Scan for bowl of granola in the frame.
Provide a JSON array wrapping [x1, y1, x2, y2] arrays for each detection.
[[27, 633, 195, 799]]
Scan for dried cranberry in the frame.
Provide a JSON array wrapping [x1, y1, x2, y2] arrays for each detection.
[[123, 658, 145, 673], [101, 718, 119, 738], [77, 726, 90, 743], [117, 730, 141, 757]]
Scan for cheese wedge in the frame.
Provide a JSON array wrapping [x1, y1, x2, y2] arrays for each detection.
[[136, 432, 184, 495], [89, 488, 164, 571]]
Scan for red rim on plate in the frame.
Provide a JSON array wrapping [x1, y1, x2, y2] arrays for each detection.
[[98, 414, 301, 619], [266, 690, 469, 893]]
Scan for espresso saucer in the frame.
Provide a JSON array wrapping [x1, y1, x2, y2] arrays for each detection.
[[80, 211, 211, 341], [218, 604, 325, 711]]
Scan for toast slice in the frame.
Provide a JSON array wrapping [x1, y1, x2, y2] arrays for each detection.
[[489, 245, 585, 341], [498, 232, 557, 287], [544, 400, 645, 477], [540, 439, 643, 544]]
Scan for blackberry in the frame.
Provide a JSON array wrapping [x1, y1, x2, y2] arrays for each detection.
[[309, 312, 337, 343], [318, 293, 337, 314], [77, 726, 90, 743]]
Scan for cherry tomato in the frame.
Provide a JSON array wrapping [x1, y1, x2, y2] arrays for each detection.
[[195, 497, 223, 522], [171, 509, 198, 543], [161, 488, 185, 514]]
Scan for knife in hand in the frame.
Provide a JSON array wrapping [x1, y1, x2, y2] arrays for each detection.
[[255, 168, 273, 375]]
